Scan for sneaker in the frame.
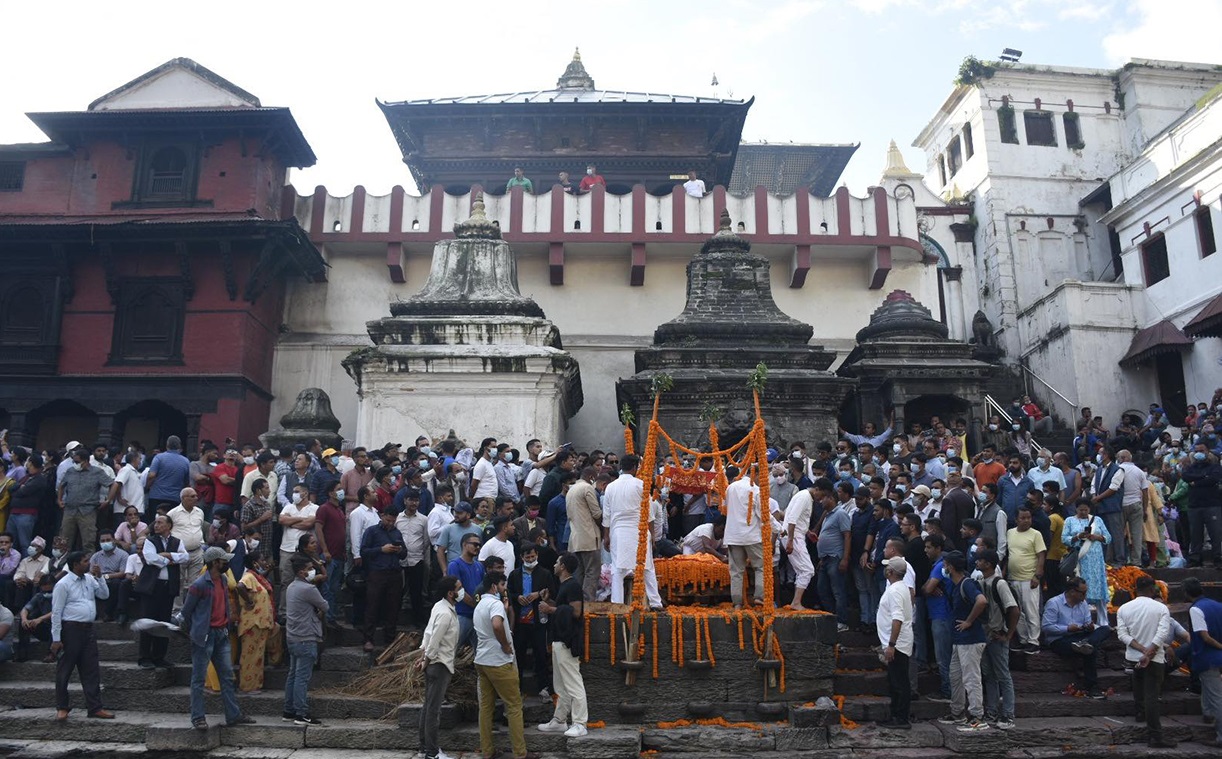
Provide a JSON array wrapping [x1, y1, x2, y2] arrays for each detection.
[[294, 715, 322, 726], [1022, 643, 1040, 655], [995, 718, 1015, 730], [537, 719, 568, 733], [1070, 641, 1095, 656], [958, 718, 990, 731], [878, 719, 912, 730], [837, 623, 850, 633], [282, 712, 297, 722], [538, 687, 551, 699], [937, 715, 966, 725], [1087, 689, 1107, 700], [928, 694, 951, 703], [437, 751, 457, 759], [564, 724, 588, 737], [226, 715, 256, 727]]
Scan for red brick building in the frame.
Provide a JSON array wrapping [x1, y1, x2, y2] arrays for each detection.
[[0, 58, 325, 452]]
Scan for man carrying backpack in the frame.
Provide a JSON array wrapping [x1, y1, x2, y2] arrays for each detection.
[[936, 551, 990, 732], [975, 549, 1018, 729]]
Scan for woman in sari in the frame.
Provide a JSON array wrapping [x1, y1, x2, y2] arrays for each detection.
[[235, 550, 281, 693], [1062, 497, 1111, 627]]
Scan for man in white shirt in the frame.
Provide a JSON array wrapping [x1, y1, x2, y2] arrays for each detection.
[[723, 466, 764, 609], [108, 450, 146, 527], [1115, 450, 1150, 567], [167, 488, 208, 608], [395, 488, 431, 628], [472, 571, 528, 759], [419, 575, 461, 759], [1116, 575, 1175, 749], [50, 551, 113, 720], [478, 516, 517, 575], [681, 518, 726, 558], [682, 170, 707, 198], [1026, 449, 1066, 492], [782, 483, 816, 611], [278, 483, 320, 616], [349, 486, 382, 575], [469, 438, 499, 502], [602, 455, 662, 609], [877, 556, 913, 729]]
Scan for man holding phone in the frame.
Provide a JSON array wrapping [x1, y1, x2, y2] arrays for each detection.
[[1040, 576, 1111, 699], [359, 507, 407, 652]]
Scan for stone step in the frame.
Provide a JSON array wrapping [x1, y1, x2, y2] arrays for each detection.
[[835, 661, 1192, 697], [0, 661, 173, 690], [840, 689, 1202, 722], [0, 681, 391, 720]]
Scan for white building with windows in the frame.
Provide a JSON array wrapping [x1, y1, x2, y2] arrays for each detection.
[[914, 58, 1222, 428]]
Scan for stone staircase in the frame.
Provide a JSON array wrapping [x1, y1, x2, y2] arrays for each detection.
[[0, 568, 1218, 758]]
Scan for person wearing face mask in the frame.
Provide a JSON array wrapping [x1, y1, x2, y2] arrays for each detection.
[[309, 448, 342, 504], [234, 550, 281, 693], [469, 438, 500, 503], [137, 514, 188, 669], [181, 546, 255, 730], [1181, 443, 1222, 568], [493, 445, 521, 506], [241, 478, 276, 559], [339, 447, 374, 513], [277, 484, 320, 618], [1089, 447, 1126, 568], [419, 575, 462, 759], [974, 483, 1008, 564], [768, 463, 797, 513], [578, 163, 605, 192], [395, 489, 431, 628], [57, 447, 114, 554], [7, 453, 49, 554], [13, 536, 51, 613], [87, 530, 127, 622], [970, 443, 1006, 489], [508, 544, 556, 699], [283, 554, 328, 725], [996, 456, 1035, 528]]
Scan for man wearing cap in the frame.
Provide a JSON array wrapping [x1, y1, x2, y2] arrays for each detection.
[[937, 551, 990, 731], [57, 446, 113, 554], [877, 555, 914, 729], [311, 448, 342, 503], [145, 436, 191, 524], [181, 545, 254, 730]]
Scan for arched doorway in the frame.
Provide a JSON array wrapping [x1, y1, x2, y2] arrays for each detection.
[[903, 394, 971, 429], [28, 399, 98, 453], [114, 400, 188, 454]]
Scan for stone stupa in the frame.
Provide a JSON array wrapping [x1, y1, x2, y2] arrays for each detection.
[[616, 210, 853, 447], [343, 197, 582, 446]]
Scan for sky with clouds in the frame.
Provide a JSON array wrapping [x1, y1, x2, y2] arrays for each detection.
[[2, 0, 1219, 196]]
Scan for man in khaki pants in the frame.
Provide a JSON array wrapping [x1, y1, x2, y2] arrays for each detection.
[[473, 571, 538, 759], [537, 553, 589, 738], [564, 467, 602, 600]]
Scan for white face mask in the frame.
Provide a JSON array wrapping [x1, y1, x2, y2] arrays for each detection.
[[987, 424, 998, 432], [291, 492, 302, 504], [524, 560, 538, 570], [247, 539, 260, 551], [306, 569, 317, 581], [770, 475, 786, 487], [892, 444, 902, 454], [243, 456, 255, 465], [454, 587, 465, 604]]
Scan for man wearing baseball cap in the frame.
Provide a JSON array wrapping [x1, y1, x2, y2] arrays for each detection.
[[877, 556, 913, 729], [180, 545, 253, 731]]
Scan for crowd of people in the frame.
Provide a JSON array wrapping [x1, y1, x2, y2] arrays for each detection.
[[503, 165, 709, 198], [0, 391, 1220, 755]]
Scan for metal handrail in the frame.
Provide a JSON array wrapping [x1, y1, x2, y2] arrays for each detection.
[[984, 394, 1043, 453], [1019, 365, 1078, 425]]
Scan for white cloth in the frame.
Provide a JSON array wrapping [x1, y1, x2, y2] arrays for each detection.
[[523, 467, 546, 496], [683, 178, 707, 197], [723, 477, 762, 546], [784, 490, 815, 587], [1118, 462, 1149, 506], [876, 579, 914, 656], [123, 552, 142, 576], [1116, 595, 1171, 664], [166, 504, 206, 551], [113, 464, 146, 514], [51, 571, 109, 642], [349, 505, 381, 561], [551, 640, 588, 725], [279, 502, 318, 554], [478, 536, 516, 574], [681, 523, 717, 555], [142, 534, 189, 581], [473, 594, 513, 666], [421, 598, 459, 672], [471, 457, 498, 499], [604, 474, 649, 571]]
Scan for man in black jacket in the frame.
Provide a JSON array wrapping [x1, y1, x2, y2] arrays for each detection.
[[1182, 442, 1222, 567], [508, 543, 556, 697]]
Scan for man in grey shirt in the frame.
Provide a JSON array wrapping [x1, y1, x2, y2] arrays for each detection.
[[284, 555, 328, 725], [57, 447, 114, 554]]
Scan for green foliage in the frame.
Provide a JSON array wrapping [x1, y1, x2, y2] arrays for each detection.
[[619, 403, 636, 427], [955, 56, 996, 87], [699, 402, 723, 424], [746, 363, 769, 394], [651, 373, 674, 398]]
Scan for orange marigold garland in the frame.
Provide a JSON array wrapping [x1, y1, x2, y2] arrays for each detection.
[[609, 613, 617, 665], [584, 614, 591, 662], [652, 613, 660, 679], [703, 616, 715, 667]]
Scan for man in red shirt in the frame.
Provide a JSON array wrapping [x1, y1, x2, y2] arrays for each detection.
[[210, 449, 240, 513], [578, 164, 605, 192], [314, 481, 347, 626]]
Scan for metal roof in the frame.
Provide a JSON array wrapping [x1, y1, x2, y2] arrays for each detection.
[[729, 143, 859, 197], [384, 89, 749, 106], [1119, 319, 1194, 367]]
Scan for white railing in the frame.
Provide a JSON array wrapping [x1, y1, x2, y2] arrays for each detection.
[[1019, 364, 1078, 429]]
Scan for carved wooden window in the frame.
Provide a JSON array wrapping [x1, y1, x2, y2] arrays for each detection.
[[1141, 235, 1170, 286], [0, 286, 45, 344], [110, 280, 185, 364], [126, 142, 199, 206], [0, 161, 24, 191]]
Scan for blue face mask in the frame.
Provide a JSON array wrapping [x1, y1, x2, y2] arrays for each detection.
[[1194, 452, 1208, 461], [976, 491, 988, 503], [330, 456, 340, 467], [839, 470, 851, 480], [895, 484, 907, 494], [392, 465, 402, 475], [100, 541, 115, 552]]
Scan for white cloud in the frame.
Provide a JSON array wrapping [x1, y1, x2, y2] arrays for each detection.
[[1102, 0, 1222, 65], [1058, 2, 1113, 21]]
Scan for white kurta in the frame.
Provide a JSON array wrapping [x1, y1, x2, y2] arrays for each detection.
[[602, 473, 661, 607], [784, 489, 815, 587], [723, 477, 762, 546]]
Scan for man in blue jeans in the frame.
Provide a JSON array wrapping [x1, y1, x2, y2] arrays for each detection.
[[813, 478, 851, 632], [922, 534, 952, 701], [181, 546, 254, 731], [284, 555, 329, 724]]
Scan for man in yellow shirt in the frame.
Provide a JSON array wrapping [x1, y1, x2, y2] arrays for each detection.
[[1041, 486, 1068, 599], [1005, 506, 1046, 654]]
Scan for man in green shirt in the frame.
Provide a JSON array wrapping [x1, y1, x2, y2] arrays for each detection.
[[505, 167, 533, 194]]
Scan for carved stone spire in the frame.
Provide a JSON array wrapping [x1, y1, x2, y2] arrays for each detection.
[[557, 48, 595, 91], [453, 192, 501, 240]]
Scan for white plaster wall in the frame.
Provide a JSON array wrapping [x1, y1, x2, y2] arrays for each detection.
[[93, 68, 253, 110], [272, 243, 941, 451]]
